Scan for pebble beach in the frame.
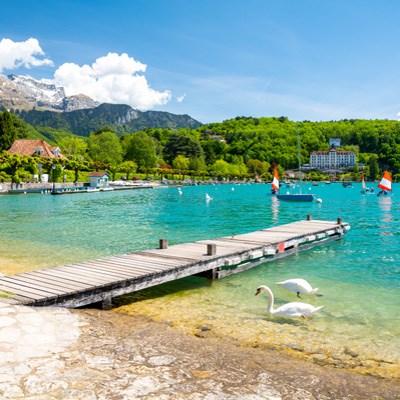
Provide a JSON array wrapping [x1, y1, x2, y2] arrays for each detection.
[[1, 302, 399, 400]]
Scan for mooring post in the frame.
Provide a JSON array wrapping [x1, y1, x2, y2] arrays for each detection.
[[207, 243, 217, 256], [337, 217, 342, 225], [101, 295, 112, 310], [307, 214, 312, 221], [159, 239, 168, 249]]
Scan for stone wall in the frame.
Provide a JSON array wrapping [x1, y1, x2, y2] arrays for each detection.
[[0, 182, 85, 193]]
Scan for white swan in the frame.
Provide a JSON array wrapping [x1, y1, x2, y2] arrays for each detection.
[[255, 285, 324, 318], [276, 278, 320, 298]]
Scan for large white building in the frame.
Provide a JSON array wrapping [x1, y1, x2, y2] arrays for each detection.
[[310, 141, 356, 171]]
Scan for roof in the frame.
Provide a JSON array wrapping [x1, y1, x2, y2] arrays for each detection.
[[8, 139, 66, 159], [311, 150, 355, 155], [88, 171, 110, 178]]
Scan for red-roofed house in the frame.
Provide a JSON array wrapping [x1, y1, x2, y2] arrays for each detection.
[[8, 139, 66, 159]]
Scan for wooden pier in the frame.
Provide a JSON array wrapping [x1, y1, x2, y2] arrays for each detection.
[[0, 217, 350, 309]]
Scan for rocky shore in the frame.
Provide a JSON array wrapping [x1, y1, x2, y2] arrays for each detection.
[[1, 302, 399, 399]]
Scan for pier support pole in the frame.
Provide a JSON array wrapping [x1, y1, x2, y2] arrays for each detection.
[[101, 295, 112, 310], [307, 214, 312, 221], [207, 243, 217, 256], [159, 239, 168, 249]]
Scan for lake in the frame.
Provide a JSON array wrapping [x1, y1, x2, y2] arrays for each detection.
[[0, 182, 399, 378]]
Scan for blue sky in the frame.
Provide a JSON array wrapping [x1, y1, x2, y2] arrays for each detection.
[[1, 0, 400, 123]]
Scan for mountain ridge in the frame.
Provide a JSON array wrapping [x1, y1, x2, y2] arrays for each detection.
[[14, 103, 202, 136], [0, 74, 202, 136]]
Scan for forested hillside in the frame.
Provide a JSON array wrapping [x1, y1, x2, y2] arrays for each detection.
[[1, 111, 400, 183]]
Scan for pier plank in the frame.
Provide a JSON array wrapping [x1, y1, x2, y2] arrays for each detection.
[[0, 276, 68, 295], [75, 262, 154, 277], [2, 273, 89, 293], [24, 271, 94, 289]]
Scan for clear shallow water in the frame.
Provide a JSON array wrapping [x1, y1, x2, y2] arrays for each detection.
[[1, 183, 399, 378]]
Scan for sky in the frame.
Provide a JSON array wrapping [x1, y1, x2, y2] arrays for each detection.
[[1, 0, 400, 124]]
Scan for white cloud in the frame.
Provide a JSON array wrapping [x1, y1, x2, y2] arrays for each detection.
[[54, 52, 171, 110], [176, 94, 186, 103], [0, 38, 53, 72]]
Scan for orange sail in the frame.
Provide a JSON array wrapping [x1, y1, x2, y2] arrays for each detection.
[[272, 169, 280, 191], [378, 170, 392, 191]]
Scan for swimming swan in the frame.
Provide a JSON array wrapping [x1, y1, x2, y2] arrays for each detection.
[[255, 285, 324, 318], [276, 278, 320, 298]]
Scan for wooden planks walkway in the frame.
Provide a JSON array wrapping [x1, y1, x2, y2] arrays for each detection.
[[0, 217, 350, 309]]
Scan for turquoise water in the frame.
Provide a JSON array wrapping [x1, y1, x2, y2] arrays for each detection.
[[0, 183, 399, 377]]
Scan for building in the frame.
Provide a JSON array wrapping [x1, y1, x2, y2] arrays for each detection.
[[8, 139, 66, 159], [88, 171, 110, 188], [310, 144, 356, 171]]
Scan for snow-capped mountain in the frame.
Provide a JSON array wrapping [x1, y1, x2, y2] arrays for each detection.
[[0, 74, 99, 112]]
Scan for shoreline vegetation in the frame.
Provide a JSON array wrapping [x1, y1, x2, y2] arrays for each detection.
[[1, 113, 400, 192]]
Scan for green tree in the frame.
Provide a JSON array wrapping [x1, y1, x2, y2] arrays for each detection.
[[163, 134, 203, 164], [0, 110, 17, 151], [119, 161, 137, 180], [246, 159, 269, 177], [87, 131, 123, 166], [188, 157, 206, 172], [67, 159, 88, 183], [209, 159, 230, 178], [3, 154, 29, 183], [59, 137, 87, 161], [123, 132, 157, 169], [172, 155, 190, 179], [368, 154, 379, 180]]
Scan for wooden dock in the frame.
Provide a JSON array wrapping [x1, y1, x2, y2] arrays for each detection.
[[0, 217, 350, 309]]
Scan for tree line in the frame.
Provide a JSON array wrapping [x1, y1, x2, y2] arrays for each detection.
[[1, 110, 400, 183]]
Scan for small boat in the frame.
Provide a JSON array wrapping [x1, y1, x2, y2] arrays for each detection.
[[277, 193, 316, 202], [271, 168, 279, 195], [360, 173, 373, 194], [377, 170, 392, 196], [342, 181, 352, 188], [361, 173, 366, 194]]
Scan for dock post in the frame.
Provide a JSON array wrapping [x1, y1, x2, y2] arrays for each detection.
[[337, 217, 342, 225], [159, 239, 168, 249], [101, 295, 112, 310], [207, 243, 217, 256], [307, 214, 312, 221]]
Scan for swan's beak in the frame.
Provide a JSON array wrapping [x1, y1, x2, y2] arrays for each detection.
[[255, 288, 261, 296]]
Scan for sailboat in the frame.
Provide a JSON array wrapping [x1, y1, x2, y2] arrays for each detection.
[[271, 168, 279, 195], [277, 127, 315, 202], [360, 172, 374, 194], [377, 170, 392, 196]]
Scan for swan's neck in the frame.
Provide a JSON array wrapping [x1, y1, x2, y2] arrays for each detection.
[[262, 286, 275, 314]]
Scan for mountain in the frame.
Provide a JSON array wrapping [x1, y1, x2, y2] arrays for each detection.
[[14, 104, 202, 136], [0, 74, 99, 112], [0, 74, 202, 136]]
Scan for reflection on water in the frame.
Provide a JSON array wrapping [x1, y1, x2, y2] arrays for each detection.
[[271, 195, 279, 222]]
